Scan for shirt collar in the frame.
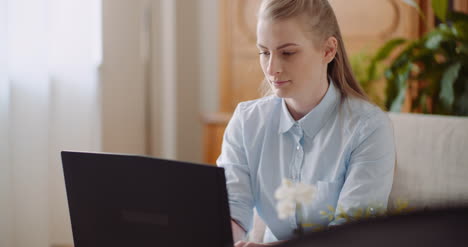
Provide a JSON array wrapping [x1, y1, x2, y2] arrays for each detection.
[[278, 80, 339, 137]]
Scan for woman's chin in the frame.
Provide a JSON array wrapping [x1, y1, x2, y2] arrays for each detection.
[[273, 88, 291, 98]]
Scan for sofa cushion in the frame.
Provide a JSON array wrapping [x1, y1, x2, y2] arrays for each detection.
[[388, 113, 468, 210]]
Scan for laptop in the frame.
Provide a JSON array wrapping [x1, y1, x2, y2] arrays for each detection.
[[61, 151, 234, 247]]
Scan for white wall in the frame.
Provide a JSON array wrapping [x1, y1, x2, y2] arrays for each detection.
[[173, 0, 202, 162], [101, 0, 148, 155], [102, 0, 219, 162], [2, 1, 101, 246], [151, 0, 219, 162], [41, 1, 219, 244], [199, 0, 219, 114], [0, 2, 12, 245]]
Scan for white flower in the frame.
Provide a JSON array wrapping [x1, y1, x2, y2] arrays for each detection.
[[294, 182, 316, 205], [274, 178, 295, 201], [274, 178, 316, 220], [276, 200, 296, 219]]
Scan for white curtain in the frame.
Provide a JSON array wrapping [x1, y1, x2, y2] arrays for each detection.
[[0, 0, 101, 247]]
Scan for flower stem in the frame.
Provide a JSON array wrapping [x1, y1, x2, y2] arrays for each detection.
[[296, 203, 304, 237]]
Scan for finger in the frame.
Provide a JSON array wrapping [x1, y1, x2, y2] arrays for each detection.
[[243, 242, 261, 247], [267, 240, 287, 246], [235, 241, 247, 247]]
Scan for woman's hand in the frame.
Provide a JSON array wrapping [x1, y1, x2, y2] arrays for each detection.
[[234, 241, 265, 247], [234, 241, 266, 247], [234, 241, 286, 247]]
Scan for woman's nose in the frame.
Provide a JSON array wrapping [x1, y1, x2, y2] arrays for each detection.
[[267, 56, 282, 76]]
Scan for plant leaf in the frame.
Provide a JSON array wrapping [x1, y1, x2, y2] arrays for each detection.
[[374, 38, 407, 61], [402, 0, 419, 8], [432, 0, 448, 22], [455, 78, 468, 115], [425, 32, 444, 50], [390, 84, 408, 112], [459, 43, 468, 55], [390, 63, 412, 112], [448, 11, 468, 23], [453, 21, 468, 41], [402, 0, 427, 21], [439, 62, 462, 109], [366, 39, 406, 83], [420, 94, 428, 113]]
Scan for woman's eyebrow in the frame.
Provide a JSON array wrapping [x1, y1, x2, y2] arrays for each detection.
[[256, 43, 299, 50]]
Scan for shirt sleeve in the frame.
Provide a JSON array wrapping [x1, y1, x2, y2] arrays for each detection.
[[329, 111, 396, 226], [217, 104, 255, 232]]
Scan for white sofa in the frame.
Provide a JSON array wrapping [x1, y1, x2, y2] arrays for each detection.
[[250, 112, 468, 242], [387, 112, 468, 209]]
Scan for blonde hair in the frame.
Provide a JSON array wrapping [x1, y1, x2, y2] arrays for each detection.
[[258, 0, 369, 102]]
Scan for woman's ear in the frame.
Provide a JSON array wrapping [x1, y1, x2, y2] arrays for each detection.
[[323, 36, 338, 64]]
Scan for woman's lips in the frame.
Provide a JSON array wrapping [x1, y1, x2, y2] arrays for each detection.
[[272, 80, 291, 87]]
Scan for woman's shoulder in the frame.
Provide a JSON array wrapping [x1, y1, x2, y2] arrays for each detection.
[[235, 95, 281, 119], [339, 96, 391, 131]]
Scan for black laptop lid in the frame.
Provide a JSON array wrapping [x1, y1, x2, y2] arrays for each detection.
[[61, 151, 233, 247]]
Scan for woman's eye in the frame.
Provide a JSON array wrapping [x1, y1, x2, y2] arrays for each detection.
[[259, 51, 270, 56], [283, 51, 296, 56]]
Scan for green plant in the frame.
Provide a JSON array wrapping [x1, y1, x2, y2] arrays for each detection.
[[350, 49, 386, 108], [369, 0, 468, 115]]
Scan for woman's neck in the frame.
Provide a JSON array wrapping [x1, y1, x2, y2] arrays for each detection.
[[285, 80, 329, 121]]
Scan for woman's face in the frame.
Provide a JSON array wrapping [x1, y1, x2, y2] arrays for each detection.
[[257, 16, 328, 101]]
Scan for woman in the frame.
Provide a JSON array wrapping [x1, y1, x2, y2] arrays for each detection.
[[217, 0, 395, 246]]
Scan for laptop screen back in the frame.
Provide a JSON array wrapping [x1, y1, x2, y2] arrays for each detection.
[[61, 151, 233, 247]]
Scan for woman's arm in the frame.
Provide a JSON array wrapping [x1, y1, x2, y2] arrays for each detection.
[[234, 240, 287, 247], [330, 111, 396, 226], [232, 219, 246, 243], [232, 219, 286, 247], [218, 104, 255, 238]]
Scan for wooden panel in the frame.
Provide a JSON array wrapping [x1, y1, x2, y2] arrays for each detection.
[[333, 0, 422, 53], [454, 0, 468, 13], [220, 0, 264, 112], [203, 113, 232, 164]]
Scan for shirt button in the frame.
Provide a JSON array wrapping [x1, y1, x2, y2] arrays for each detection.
[[296, 145, 300, 150]]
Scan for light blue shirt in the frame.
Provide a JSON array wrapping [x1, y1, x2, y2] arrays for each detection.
[[217, 81, 395, 242]]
